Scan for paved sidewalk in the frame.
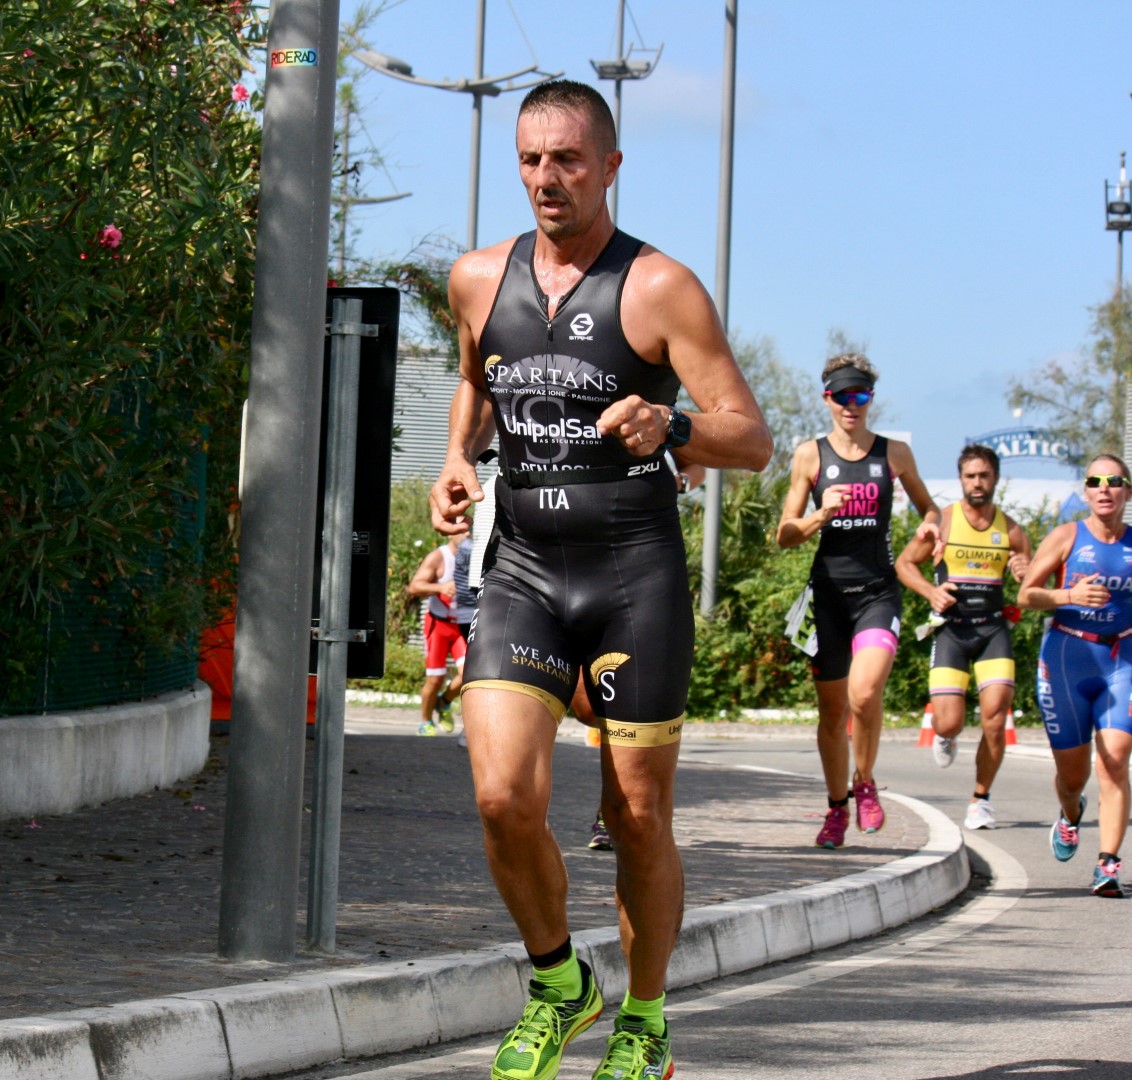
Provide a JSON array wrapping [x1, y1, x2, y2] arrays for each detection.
[[0, 706, 966, 1079]]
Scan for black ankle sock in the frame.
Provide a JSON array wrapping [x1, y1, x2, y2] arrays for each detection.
[[528, 937, 572, 970], [828, 796, 849, 809]]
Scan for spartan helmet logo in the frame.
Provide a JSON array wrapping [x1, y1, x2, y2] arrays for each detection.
[[570, 313, 594, 337], [590, 651, 630, 702]]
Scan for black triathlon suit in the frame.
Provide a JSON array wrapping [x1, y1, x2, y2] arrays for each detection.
[[462, 229, 693, 746], [809, 435, 902, 682]]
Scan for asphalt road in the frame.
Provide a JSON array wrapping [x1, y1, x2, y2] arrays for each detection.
[[290, 728, 1132, 1080]]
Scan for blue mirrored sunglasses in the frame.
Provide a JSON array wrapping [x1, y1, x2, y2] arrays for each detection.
[[825, 390, 873, 407]]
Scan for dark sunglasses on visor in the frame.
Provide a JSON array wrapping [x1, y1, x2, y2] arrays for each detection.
[[824, 390, 874, 407], [1085, 473, 1131, 489]]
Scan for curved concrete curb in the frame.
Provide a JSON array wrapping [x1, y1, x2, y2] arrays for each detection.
[[0, 792, 967, 1080], [0, 682, 211, 821]]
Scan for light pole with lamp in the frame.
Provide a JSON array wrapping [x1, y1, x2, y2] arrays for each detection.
[[352, 1, 560, 251], [589, 0, 663, 225], [699, 0, 739, 616], [1106, 150, 1132, 517]]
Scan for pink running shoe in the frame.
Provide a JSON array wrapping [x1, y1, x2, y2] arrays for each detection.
[[815, 804, 849, 849], [853, 780, 885, 833]]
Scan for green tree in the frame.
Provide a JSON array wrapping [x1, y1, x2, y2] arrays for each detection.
[[1008, 286, 1132, 464], [1, 0, 263, 710]]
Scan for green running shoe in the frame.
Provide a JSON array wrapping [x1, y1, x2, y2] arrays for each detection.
[[491, 959, 603, 1080], [435, 697, 455, 732], [592, 1014, 674, 1080]]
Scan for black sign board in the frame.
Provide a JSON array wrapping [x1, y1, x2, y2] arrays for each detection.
[[310, 286, 399, 677]]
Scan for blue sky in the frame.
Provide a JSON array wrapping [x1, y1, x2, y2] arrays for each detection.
[[336, 1, 1130, 477]]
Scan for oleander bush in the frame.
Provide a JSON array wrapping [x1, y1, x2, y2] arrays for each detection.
[[0, 0, 263, 711]]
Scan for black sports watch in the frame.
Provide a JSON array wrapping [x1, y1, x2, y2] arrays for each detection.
[[664, 406, 692, 449]]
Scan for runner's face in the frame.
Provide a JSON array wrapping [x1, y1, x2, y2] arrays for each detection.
[[1084, 456, 1130, 519], [824, 385, 871, 433], [516, 107, 619, 241], [959, 460, 997, 507]]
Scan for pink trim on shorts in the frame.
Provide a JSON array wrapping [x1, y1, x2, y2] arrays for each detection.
[[852, 628, 898, 656]]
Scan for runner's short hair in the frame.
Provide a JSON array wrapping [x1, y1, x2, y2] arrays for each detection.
[[821, 352, 879, 386], [957, 444, 1000, 479], [1087, 451, 1131, 483], [519, 79, 617, 155]]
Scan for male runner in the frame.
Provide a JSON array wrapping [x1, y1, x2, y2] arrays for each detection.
[[430, 79, 772, 1080], [895, 444, 1031, 829], [406, 532, 472, 735]]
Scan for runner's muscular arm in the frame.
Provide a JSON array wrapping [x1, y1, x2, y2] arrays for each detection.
[[1004, 514, 1033, 582], [1017, 524, 1084, 610], [895, 505, 957, 611], [601, 249, 773, 471], [430, 245, 508, 535], [406, 548, 454, 600], [775, 440, 847, 549]]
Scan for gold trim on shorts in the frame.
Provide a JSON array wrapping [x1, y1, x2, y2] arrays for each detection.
[[973, 656, 1015, 690], [598, 716, 685, 747], [461, 680, 568, 723]]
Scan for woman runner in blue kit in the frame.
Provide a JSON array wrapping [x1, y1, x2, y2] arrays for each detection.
[[1018, 453, 1132, 897], [777, 354, 939, 849]]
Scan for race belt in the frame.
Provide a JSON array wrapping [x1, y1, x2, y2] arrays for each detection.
[[1051, 619, 1132, 658], [502, 459, 664, 489]]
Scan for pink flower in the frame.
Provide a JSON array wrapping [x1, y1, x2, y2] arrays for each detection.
[[231, 83, 250, 104], [98, 224, 122, 249]]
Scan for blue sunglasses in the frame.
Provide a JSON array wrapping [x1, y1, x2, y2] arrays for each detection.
[[825, 390, 873, 407]]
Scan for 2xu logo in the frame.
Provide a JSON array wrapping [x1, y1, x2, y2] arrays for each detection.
[[271, 48, 318, 67]]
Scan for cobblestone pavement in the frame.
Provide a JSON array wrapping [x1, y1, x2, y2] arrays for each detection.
[[0, 709, 926, 1021]]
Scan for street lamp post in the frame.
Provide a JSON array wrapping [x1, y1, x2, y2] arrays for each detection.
[[700, 0, 738, 617], [589, 0, 663, 225], [352, 0, 560, 251], [1105, 151, 1131, 291], [1106, 151, 1132, 520]]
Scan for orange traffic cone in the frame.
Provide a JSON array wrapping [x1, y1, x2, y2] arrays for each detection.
[[917, 703, 936, 747], [1005, 709, 1018, 746]]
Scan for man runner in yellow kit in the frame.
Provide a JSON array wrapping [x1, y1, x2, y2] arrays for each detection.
[[431, 79, 772, 1080], [896, 444, 1031, 829]]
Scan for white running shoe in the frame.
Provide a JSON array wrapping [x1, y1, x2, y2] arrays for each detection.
[[964, 800, 996, 830], [932, 735, 958, 768]]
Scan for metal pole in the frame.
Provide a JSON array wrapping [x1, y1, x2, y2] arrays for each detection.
[[306, 298, 362, 951], [218, 0, 341, 962], [337, 104, 350, 279], [700, 0, 737, 617], [610, 0, 625, 225], [467, 0, 487, 251], [1120, 231, 1132, 524]]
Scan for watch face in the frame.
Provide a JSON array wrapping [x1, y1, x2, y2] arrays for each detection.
[[667, 408, 692, 448]]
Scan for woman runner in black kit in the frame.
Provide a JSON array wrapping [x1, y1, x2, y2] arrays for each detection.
[[776, 354, 939, 849]]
